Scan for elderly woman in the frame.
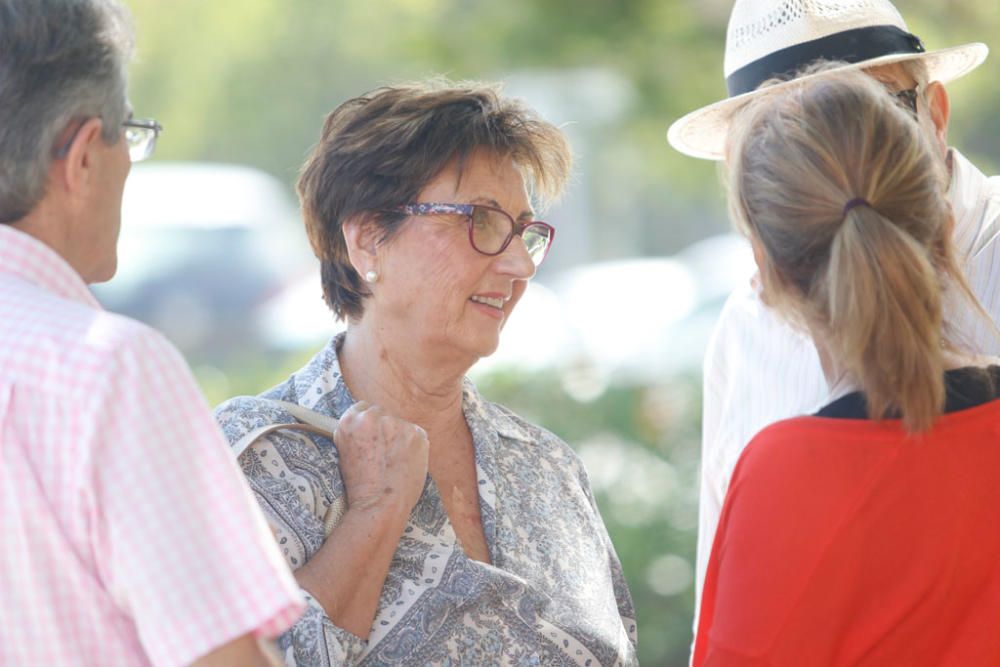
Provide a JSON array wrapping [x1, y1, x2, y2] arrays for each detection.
[[216, 81, 637, 666]]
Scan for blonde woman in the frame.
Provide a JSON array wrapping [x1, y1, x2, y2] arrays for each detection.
[[693, 68, 1000, 666]]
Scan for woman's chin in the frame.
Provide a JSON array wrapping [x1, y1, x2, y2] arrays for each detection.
[[468, 335, 501, 360], [461, 330, 503, 364]]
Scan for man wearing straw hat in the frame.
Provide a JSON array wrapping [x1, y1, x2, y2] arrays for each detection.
[[668, 0, 1000, 632]]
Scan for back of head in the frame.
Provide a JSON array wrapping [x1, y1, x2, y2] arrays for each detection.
[[0, 0, 133, 223], [727, 66, 967, 432], [297, 79, 572, 321]]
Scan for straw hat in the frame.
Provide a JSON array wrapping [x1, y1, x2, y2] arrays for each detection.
[[667, 0, 989, 160]]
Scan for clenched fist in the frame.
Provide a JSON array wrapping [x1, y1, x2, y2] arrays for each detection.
[[335, 401, 430, 516]]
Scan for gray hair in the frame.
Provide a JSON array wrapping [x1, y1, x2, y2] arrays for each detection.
[[899, 58, 930, 89], [0, 0, 134, 223]]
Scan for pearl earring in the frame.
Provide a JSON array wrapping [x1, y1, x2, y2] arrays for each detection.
[[365, 270, 379, 283]]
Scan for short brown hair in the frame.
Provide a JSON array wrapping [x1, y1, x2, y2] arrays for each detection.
[[297, 79, 572, 321], [727, 66, 986, 432]]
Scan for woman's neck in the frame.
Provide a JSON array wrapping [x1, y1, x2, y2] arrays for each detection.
[[811, 334, 844, 393], [338, 324, 469, 435], [813, 331, 996, 397]]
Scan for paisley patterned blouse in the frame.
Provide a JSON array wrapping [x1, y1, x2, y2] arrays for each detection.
[[216, 334, 638, 666]]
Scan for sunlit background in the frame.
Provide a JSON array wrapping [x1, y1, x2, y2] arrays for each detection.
[[95, 2, 1000, 664]]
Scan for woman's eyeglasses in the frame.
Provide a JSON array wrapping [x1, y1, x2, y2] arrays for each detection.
[[396, 202, 555, 266]]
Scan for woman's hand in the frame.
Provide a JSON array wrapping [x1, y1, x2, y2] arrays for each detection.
[[335, 400, 430, 516], [294, 401, 430, 638]]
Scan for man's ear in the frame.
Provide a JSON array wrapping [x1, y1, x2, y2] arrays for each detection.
[[924, 81, 951, 157], [342, 214, 382, 277], [55, 117, 106, 199]]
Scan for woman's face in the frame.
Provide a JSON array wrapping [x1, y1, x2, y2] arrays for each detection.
[[371, 151, 538, 364]]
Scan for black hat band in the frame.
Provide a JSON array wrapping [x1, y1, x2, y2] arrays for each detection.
[[726, 24, 926, 98]]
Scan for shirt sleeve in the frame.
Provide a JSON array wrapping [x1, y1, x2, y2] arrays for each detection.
[[89, 324, 304, 667], [693, 429, 800, 666], [694, 280, 829, 630], [948, 160, 1000, 356], [694, 289, 739, 632], [275, 592, 366, 666], [575, 459, 638, 654], [214, 399, 368, 666]]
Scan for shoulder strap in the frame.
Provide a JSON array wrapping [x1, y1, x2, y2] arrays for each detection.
[[272, 400, 341, 432], [231, 399, 339, 459]]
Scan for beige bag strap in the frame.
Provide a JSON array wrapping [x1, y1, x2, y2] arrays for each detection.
[[232, 400, 339, 459], [231, 400, 346, 535]]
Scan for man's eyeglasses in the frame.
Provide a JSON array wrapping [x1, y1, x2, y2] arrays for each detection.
[[122, 118, 162, 162], [396, 202, 555, 266], [893, 87, 919, 115], [54, 117, 163, 163]]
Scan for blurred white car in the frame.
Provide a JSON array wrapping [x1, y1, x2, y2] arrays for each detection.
[[92, 162, 318, 360]]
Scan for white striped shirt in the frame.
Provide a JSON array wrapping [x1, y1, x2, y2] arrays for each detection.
[[695, 149, 1000, 619]]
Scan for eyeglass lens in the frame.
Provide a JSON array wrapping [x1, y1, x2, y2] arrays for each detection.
[[469, 205, 551, 265], [893, 88, 918, 115], [521, 226, 552, 263], [123, 120, 160, 162], [470, 206, 511, 253]]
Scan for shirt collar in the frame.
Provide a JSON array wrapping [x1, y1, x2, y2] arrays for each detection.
[[461, 378, 536, 444], [0, 224, 100, 308], [293, 331, 535, 444]]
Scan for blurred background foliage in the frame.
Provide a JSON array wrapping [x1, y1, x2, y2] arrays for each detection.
[[128, 0, 1000, 262], [116, 1, 1000, 664]]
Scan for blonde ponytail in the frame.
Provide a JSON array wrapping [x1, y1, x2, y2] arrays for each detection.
[[823, 207, 944, 431], [726, 65, 978, 432]]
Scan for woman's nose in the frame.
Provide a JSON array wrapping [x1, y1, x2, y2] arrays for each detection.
[[497, 235, 537, 279]]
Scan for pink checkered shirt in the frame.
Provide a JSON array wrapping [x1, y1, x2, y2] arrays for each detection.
[[0, 225, 304, 666]]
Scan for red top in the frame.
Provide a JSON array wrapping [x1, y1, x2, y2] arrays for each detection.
[[693, 393, 1000, 666]]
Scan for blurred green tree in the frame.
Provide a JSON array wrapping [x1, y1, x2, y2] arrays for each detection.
[[134, 2, 1000, 664]]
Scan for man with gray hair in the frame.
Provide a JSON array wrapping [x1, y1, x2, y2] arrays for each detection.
[[668, 0, 1000, 648], [0, 1, 303, 664]]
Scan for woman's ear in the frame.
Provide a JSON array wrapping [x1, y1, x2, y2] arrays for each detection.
[[342, 214, 382, 277]]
